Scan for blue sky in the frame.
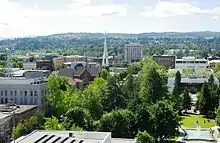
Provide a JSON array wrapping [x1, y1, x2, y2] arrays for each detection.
[[0, 0, 220, 37]]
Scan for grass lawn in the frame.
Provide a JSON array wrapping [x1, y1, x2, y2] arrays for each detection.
[[180, 115, 215, 128]]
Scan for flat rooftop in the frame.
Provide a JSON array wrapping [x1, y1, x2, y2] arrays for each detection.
[[0, 104, 38, 114], [14, 130, 135, 143], [15, 130, 111, 143]]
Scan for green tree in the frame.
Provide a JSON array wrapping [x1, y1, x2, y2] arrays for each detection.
[[47, 74, 71, 117], [182, 88, 191, 112], [208, 74, 215, 85], [136, 131, 155, 143], [44, 116, 65, 130], [216, 106, 220, 126], [198, 83, 215, 117], [63, 106, 93, 130], [103, 75, 127, 112], [149, 100, 179, 141], [98, 109, 136, 138], [82, 77, 107, 120]]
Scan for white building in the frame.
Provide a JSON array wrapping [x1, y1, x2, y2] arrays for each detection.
[[13, 130, 135, 143], [175, 57, 208, 73], [0, 75, 48, 111], [124, 43, 143, 63], [23, 62, 37, 70]]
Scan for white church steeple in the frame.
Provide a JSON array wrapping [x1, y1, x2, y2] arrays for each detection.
[[102, 31, 109, 68]]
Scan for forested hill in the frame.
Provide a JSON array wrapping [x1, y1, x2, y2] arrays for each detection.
[[0, 31, 220, 50]]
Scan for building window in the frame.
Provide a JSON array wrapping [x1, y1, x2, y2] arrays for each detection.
[[30, 91, 33, 96], [5, 98, 8, 103], [24, 91, 27, 96], [10, 91, 13, 96], [15, 91, 17, 96], [1, 91, 2, 96], [5, 90, 7, 96], [34, 91, 37, 96], [1, 98, 3, 104]]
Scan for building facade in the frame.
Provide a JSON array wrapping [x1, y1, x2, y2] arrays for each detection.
[[53, 56, 88, 70], [36, 60, 53, 70], [124, 43, 143, 63], [23, 62, 37, 70], [153, 55, 176, 69], [0, 77, 48, 111], [175, 57, 208, 73], [0, 104, 38, 143]]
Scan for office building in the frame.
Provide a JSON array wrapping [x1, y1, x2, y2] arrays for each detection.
[[153, 55, 176, 69], [13, 130, 135, 143], [0, 104, 38, 143], [124, 43, 143, 63], [0, 71, 49, 111], [175, 57, 208, 73]]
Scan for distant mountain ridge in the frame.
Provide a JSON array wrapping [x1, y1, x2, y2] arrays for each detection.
[[0, 31, 220, 50]]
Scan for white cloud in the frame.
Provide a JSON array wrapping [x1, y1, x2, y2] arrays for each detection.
[[0, 0, 128, 37], [140, 1, 209, 18]]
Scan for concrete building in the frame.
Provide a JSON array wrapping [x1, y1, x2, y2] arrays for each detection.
[[53, 56, 65, 70], [13, 130, 135, 143], [0, 73, 49, 110], [23, 62, 37, 70], [175, 57, 208, 73], [168, 75, 219, 93], [153, 55, 176, 69], [124, 43, 143, 63], [0, 104, 38, 143]]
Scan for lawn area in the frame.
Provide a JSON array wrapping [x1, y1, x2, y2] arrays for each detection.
[[180, 115, 215, 128]]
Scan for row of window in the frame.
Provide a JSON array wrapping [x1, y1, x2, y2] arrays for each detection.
[[0, 90, 38, 97], [0, 97, 38, 105], [176, 61, 207, 64]]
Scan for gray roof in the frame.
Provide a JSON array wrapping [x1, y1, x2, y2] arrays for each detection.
[[14, 130, 111, 143], [0, 77, 46, 85]]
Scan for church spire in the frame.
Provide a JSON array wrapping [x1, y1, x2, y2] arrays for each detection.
[[102, 31, 109, 68]]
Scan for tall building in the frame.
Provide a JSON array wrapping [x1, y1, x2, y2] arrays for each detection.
[[175, 57, 208, 73], [124, 43, 143, 63], [102, 32, 109, 68], [153, 55, 176, 69]]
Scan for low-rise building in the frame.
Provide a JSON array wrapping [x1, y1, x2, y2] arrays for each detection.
[[13, 130, 135, 143], [36, 60, 53, 70], [23, 62, 37, 70], [0, 104, 38, 143], [59, 62, 100, 88], [153, 55, 176, 69], [175, 57, 208, 73]]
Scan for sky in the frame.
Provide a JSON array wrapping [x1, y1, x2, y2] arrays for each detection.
[[0, 0, 220, 37]]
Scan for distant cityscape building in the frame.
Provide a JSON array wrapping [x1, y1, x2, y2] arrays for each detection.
[[153, 55, 176, 69], [23, 62, 37, 70], [59, 62, 100, 88], [36, 60, 53, 71], [13, 130, 135, 143], [124, 43, 143, 63], [168, 76, 219, 93], [0, 104, 37, 143], [53, 55, 87, 70], [175, 57, 208, 73]]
